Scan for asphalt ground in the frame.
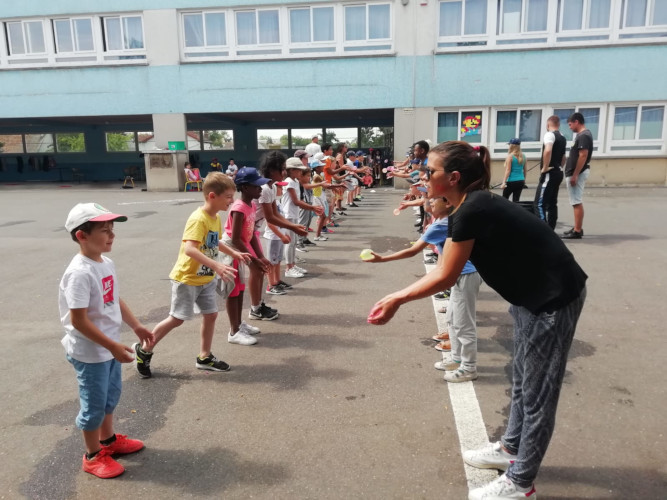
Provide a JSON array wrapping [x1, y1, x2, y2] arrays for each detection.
[[1, 183, 666, 499]]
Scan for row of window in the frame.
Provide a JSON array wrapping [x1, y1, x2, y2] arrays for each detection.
[[438, 0, 667, 49], [437, 102, 666, 156], [0, 127, 393, 154], [1, 0, 664, 67]]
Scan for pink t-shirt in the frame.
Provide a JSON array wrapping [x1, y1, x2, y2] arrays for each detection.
[[224, 199, 257, 258]]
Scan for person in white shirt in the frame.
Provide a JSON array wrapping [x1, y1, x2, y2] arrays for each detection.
[[305, 136, 322, 158]]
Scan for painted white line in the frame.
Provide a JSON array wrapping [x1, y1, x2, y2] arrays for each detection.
[[117, 198, 198, 206], [425, 260, 497, 490]]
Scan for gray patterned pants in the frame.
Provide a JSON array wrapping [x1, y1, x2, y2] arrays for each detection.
[[502, 288, 586, 487]]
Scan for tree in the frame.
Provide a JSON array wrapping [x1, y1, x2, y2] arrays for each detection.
[[56, 133, 85, 152], [106, 133, 133, 152], [207, 130, 232, 148]]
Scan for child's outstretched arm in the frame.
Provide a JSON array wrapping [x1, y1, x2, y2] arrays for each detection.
[[119, 299, 154, 346], [364, 240, 428, 263], [70, 308, 134, 363]]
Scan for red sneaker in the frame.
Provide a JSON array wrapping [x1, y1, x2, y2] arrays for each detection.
[[82, 448, 125, 478], [102, 434, 144, 455]]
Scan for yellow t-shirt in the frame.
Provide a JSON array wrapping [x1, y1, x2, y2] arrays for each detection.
[[169, 207, 221, 286], [312, 172, 323, 197]]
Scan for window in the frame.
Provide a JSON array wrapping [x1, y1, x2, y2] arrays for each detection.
[[6, 20, 46, 55], [53, 18, 94, 53], [103, 16, 144, 51], [623, 0, 667, 27], [559, 0, 611, 30], [257, 129, 288, 150], [500, 0, 548, 33], [291, 129, 322, 148], [55, 133, 86, 153], [439, 0, 488, 37], [325, 128, 359, 147], [0, 135, 25, 154], [612, 105, 664, 140], [437, 111, 483, 143], [25, 133, 54, 153], [552, 106, 600, 141], [496, 109, 542, 142], [183, 12, 227, 48], [344, 4, 391, 42], [203, 130, 234, 150], [106, 132, 137, 152], [290, 7, 335, 43], [360, 127, 393, 148], [136, 131, 155, 152], [236, 10, 280, 46]]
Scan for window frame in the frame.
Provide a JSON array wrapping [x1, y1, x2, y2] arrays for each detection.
[[343, 3, 393, 47], [607, 102, 667, 155], [436, 108, 489, 144], [287, 6, 336, 46], [102, 14, 146, 53], [557, 0, 613, 32], [5, 19, 48, 60], [437, 0, 490, 46], [52, 17, 96, 54], [181, 10, 229, 57]]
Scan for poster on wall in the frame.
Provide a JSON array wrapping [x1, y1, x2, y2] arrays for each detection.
[[461, 114, 482, 138]]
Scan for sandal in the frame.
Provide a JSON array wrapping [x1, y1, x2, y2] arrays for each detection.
[[434, 340, 451, 352], [432, 332, 450, 342]]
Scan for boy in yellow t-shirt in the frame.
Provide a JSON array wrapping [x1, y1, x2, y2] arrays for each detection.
[[133, 172, 251, 378]]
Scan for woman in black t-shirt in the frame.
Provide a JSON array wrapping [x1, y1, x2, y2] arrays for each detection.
[[368, 141, 587, 499]]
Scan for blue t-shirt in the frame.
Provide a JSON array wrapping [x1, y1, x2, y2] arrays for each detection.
[[507, 155, 525, 182], [421, 217, 476, 275]]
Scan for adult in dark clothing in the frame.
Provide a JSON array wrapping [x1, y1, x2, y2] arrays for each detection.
[[368, 141, 587, 499], [534, 115, 567, 229], [563, 112, 594, 239]]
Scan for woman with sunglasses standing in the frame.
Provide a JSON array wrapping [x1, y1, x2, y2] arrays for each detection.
[[368, 141, 587, 500]]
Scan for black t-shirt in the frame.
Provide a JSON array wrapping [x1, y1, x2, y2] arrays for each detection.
[[565, 129, 593, 177], [448, 190, 587, 314]]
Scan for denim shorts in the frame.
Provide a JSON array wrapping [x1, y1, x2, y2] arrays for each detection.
[[566, 168, 590, 205], [170, 279, 218, 320], [68, 355, 122, 431]]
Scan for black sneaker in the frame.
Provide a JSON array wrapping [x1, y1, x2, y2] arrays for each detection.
[[303, 239, 317, 246], [349, 202, 359, 207], [132, 342, 153, 379], [262, 301, 278, 314], [278, 280, 293, 290], [196, 353, 230, 372], [562, 230, 583, 239], [295, 244, 308, 253], [249, 303, 280, 321], [434, 291, 451, 300], [424, 256, 437, 264]]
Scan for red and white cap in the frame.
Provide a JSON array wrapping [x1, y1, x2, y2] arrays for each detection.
[[65, 203, 127, 232]]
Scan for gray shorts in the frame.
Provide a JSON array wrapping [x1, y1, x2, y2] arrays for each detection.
[[566, 168, 590, 206], [169, 279, 218, 320], [263, 237, 284, 265]]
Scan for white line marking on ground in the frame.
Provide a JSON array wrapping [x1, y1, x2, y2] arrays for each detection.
[[424, 259, 498, 490]]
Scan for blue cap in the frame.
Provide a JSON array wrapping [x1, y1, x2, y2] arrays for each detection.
[[234, 167, 270, 186], [355, 150, 364, 156], [347, 151, 356, 157], [309, 159, 325, 169], [508, 138, 521, 145], [417, 186, 428, 193]]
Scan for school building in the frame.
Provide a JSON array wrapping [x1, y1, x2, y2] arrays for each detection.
[[0, 0, 666, 185]]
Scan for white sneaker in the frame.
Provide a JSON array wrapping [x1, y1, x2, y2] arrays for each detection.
[[468, 474, 536, 500], [434, 357, 460, 371], [293, 265, 308, 274], [285, 268, 305, 278], [313, 235, 328, 241], [444, 367, 478, 382], [239, 321, 260, 335], [463, 441, 516, 471], [227, 330, 258, 346]]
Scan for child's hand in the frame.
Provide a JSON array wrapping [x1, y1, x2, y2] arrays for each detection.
[[234, 251, 252, 265], [249, 257, 269, 274], [214, 263, 237, 282], [280, 234, 291, 244], [111, 342, 135, 363], [363, 251, 383, 263], [293, 225, 308, 237], [133, 324, 154, 345], [313, 206, 324, 216]]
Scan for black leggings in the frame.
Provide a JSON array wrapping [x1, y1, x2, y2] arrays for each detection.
[[503, 181, 524, 202], [534, 169, 563, 229]]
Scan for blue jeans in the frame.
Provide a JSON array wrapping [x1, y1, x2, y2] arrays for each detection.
[[502, 288, 586, 487], [67, 356, 122, 431]]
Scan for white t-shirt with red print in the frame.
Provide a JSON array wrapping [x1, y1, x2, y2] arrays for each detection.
[[59, 254, 123, 363]]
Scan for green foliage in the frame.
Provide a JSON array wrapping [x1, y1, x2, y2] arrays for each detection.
[[106, 133, 134, 152], [290, 135, 311, 147], [207, 130, 232, 148], [56, 133, 86, 153]]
